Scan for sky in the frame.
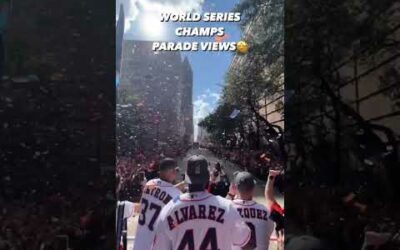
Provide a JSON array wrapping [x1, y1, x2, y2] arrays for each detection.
[[116, 0, 243, 140]]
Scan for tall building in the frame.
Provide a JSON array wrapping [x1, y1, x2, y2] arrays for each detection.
[[181, 57, 194, 144], [118, 40, 193, 150], [197, 125, 210, 144], [116, 4, 125, 73]]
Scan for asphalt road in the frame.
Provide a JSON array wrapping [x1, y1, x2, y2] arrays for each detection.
[[126, 148, 284, 249]]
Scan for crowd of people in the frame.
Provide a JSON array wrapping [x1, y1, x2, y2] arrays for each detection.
[[206, 146, 400, 249], [116, 146, 187, 202], [207, 145, 281, 179], [116, 143, 283, 203], [119, 155, 285, 250], [206, 145, 285, 195], [117, 143, 400, 250], [0, 165, 115, 250]]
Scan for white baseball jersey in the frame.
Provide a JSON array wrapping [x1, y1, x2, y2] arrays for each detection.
[[231, 199, 275, 250], [133, 178, 181, 250], [121, 201, 135, 219], [152, 191, 251, 250]]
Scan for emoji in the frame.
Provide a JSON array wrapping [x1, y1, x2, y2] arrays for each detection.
[[236, 41, 249, 54]]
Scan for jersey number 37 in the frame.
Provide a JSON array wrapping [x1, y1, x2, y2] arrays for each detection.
[[138, 198, 161, 231]]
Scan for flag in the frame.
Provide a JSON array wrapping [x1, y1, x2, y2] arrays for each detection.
[[229, 109, 240, 119]]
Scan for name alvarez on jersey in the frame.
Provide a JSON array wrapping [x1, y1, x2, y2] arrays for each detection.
[[167, 204, 225, 230], [151, 192, 251, 250]]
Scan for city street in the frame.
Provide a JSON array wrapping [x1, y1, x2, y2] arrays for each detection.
[[178, 148, 284, 206], [127, 148, 284, 249]]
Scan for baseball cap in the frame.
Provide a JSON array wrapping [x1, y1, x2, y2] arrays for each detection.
[[159, 158, 177, 172], [185, 155, 210, 185], [234, 172, 256, 192]]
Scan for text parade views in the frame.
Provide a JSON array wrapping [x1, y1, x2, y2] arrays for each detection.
[[152, 12, 244, 52]]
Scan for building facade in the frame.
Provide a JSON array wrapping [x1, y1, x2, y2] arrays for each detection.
[[118, 40, 193, 151], [116, 4, 125, 74]]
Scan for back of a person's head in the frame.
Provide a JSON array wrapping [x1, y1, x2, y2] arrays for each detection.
[[286, 235, 330, 250], [159, 158, 176, 172]]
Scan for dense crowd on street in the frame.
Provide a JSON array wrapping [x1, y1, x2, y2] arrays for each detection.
[[0, 165, 114, 250], [116, 146, 187, 202], [116, 142, 288, 212], [116, 143, 284, 201], [204, 146, 400, 249], [206, 145, 285, 193], [208, 147, 279, 177], [117, 143, 400, 250], [1, 144, 396, 250]]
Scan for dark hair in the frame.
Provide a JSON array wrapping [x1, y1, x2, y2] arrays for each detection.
[[159, 158, 177, 172], [188, 184, 207, 192]]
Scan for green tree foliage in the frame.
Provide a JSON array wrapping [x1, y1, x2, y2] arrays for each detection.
[[285, 2, 400, 245], [235, 0, 284, 67], [200, 0, 284, 154], [227, 0, 284, 135], [199, 102, 247, 146], [285, 0, 399, 183]]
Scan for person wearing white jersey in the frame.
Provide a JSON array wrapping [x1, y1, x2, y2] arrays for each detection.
[[152, 155, 252, 250], [133, 158, 181, 250], [227, 171, 276, 250]]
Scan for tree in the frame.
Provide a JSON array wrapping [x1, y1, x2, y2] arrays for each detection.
[[201, 0, 285, 160], [198, 102, 247, 148], [225, 0, 284, 154], [286, 0, 399, 184], [285, 0, 400, 247]]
